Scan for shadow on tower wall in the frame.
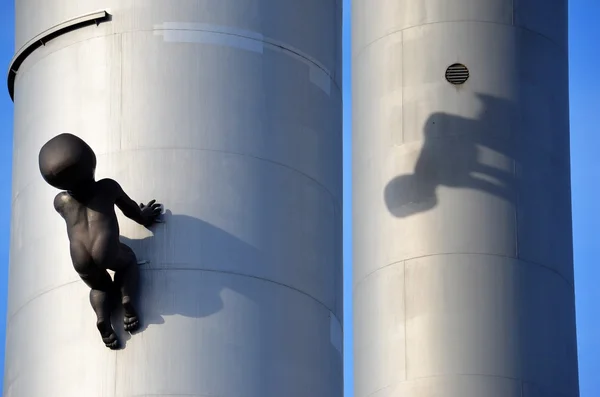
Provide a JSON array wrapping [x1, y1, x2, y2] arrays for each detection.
[[383, 93, 532, 218]]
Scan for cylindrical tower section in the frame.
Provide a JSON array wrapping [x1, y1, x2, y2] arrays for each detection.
[[353, 1, 578, 396], [4, 2, 342, 396]]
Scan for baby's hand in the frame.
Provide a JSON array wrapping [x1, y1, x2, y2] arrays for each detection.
[[139, 200, 163, 226]]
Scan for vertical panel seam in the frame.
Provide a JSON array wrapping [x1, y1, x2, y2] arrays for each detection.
[[512, 0, 516, 25], [403, 260, 408, 380], [514, 158, 519, 258], [119, 33, 123, 152], [520, 380, 524, 397], [113, 351, 117, 397], [401, 30, 405, 144], [115, 33, 122, 394]]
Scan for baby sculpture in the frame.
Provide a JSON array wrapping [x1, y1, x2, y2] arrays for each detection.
[[38, 133, 162, 349]]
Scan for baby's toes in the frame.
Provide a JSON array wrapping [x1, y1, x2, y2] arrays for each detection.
[[103, 333, 119, 350], [124, 315, 140, 333], [106, 339, 119, 350]]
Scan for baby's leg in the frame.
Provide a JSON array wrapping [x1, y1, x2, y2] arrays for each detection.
[[77, 268, 119, 349], [113, 243, 141, 332], [89, 287, 119, 349]]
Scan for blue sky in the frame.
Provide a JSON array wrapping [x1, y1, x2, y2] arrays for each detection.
[[0, 0, 14, 392], [568, 1, 600, 395], [0, 1, 598, 396]]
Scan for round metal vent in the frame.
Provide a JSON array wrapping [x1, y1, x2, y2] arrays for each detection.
[[445, 63, 469, 85]]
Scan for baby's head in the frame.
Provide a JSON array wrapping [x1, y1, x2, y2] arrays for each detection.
[[39, 133, 97, 191]]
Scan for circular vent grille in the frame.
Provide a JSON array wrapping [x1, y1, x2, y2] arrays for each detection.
[[445, 63, 469, 85]]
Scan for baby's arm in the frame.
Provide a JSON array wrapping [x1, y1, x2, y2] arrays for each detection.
[[99, 179, 162, 226]]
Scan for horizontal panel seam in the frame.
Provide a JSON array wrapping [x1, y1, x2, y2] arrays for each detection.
[[353, 19, 565, 59], [145, 266, 342, 327], [14, 29, 342, 96], [364, 384, 393, 397], [7, 267, 342, 327], [7, 279, 80, 322], [380, 374, 572, 397], [408, 372, 522, 384], [128, 394, 222, 397], [127, 394, 233, 397], [12, 146, 342, 210], [353, 252, 574, 291]]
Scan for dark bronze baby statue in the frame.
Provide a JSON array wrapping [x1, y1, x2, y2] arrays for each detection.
[[38, 133, 162, 349]]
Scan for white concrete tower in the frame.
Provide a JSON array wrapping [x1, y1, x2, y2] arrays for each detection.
[[353, 1, 578, 396], [4, 2, 343, 396]]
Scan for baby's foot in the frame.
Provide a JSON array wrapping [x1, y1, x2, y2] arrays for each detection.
[[122, 296, 140, 333], [102, 333, 120, 350], [97, 319, 119, 349], [124, 315, 140, 332]]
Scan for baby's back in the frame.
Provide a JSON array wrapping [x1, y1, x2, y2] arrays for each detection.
[[54, 181, 122, 267]]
